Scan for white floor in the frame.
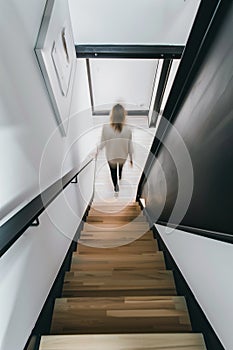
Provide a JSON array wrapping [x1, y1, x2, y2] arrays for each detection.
[[92, 116, 155, 205]]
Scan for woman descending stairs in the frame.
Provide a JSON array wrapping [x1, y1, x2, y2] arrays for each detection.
[[39, 201, 206, 350]]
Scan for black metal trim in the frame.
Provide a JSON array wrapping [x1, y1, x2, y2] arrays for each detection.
[[30, 218, 40, 227], [93, 110, 149, 116], [149, 59, 172, 127], [71, 176, 77, 183], [148, 60, 160, 126], [76, 45, 184, 59], [0, 158, 94, 258], [154, 60, 172, 113], [157, 221, 233, 244], [86, 59, 94, 113], [137, 0, 229, 199], [139, 196, 233, 244]]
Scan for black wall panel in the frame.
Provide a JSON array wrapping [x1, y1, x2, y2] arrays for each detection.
[[144, 4, 233, 234]]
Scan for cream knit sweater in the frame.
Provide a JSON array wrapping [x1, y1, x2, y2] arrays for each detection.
[[100, 124, 133, 165]]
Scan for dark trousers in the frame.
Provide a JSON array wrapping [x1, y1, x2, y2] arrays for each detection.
[[108, 162, 124, 187]]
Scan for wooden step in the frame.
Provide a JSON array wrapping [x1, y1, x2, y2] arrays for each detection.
[[62, 270, 176, 297], [64, 269, 173, 280], [88, 211, 142, 217], [77, 240, 158, 254], [86, 214, 146, 223], [89, 207, 141, 215], [50, 296, 191, 334], [83, 222, 150, 231], [92, 201, 140, 205], [80, 230, 154, 240], [70, 252, 166, 271], [40, 333, 207, 350], [91, 202, 140, 209], [88, 212, 143, 216], [89, 209, 141, 215], [78, 231, 155, 248]]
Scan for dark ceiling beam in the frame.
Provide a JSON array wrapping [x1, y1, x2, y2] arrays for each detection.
[[92, 110, 149, 116], [75, 45, 184, 59]]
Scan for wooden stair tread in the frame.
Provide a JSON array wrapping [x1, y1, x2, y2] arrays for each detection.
[[80, 229, 153, 235], [88, 211, 142, 217], [79, 232, 155, 247], [86, 215, 146, 223], [89, 209, 141, 215], [76, 240, 158, 254], [50, 296, 191, 334], [71, 252, 164, 261], [65, 269, 174, 278], [92, 201, 140, 205], [83, 223, 150, 231], [52, 295, 189, 309], [62, 270, 176, 297], [70, 262, 165, 271], [88, 209, 142, 215], [70, 252, 166, 271], [40, 333, 206, 350], [91, 203, 140, 209], [80, 231, 154, 240]]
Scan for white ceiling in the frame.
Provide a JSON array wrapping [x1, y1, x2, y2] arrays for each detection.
[[68, 0, 201, 45]]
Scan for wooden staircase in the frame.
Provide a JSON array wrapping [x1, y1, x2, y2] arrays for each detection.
[[39, 201, 206, 349]]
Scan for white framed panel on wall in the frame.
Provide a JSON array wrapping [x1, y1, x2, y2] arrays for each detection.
[[35, 0, 77, 136]]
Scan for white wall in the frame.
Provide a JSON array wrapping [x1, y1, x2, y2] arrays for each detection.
[[0, 1, 95, 349], [90, 59, 157, 111], [156, 224, 233, 350], [68, 0, 201, 45]]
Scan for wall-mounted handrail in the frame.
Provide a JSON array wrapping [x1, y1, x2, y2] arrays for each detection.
[[0, 157, 95, 258], [140, 201, 233, 245], [156, 220, 233, 245]]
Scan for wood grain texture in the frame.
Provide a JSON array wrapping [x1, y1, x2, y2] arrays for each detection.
[[79, 231, 154, 247], [62, 269, 176, 297], [76, 240, 159, 254], [40, 117, 206, 350], [70, 252, 166, 271], [83, 222, 150, 231], [50, 296, 191, 334], [40, 333, 206, 350], [88, 207, 141, 216]]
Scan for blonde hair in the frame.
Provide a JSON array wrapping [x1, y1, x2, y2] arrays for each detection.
[[110, 104, 126, 132]]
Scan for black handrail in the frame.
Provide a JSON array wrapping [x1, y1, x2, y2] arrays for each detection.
[[140, 202, 233, 245], [0, 157, 94, 258], [156, 221, 233, 245]]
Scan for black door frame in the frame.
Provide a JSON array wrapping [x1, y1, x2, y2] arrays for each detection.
[[81, 45, 184, 116]]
